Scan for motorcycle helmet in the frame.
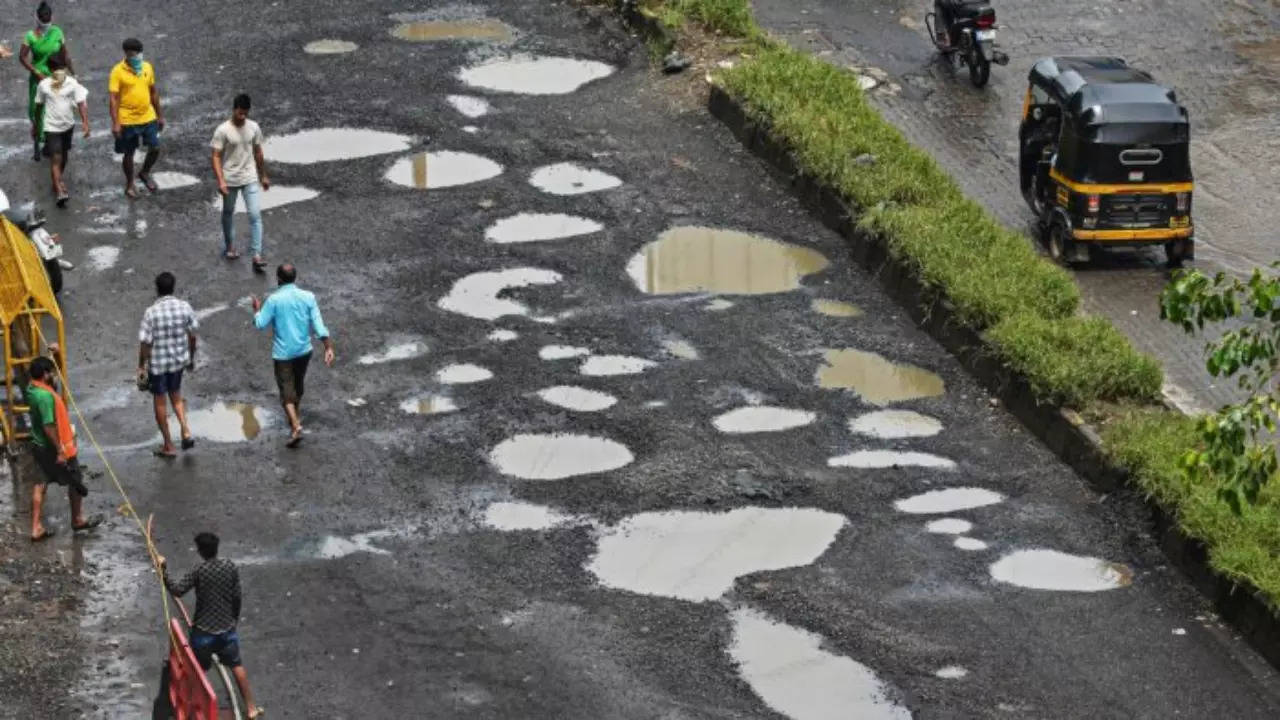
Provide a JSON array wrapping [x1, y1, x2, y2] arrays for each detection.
[[1, 200, 45, 232]]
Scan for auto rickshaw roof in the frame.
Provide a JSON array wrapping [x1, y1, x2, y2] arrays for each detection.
[[1030, 56, 1186, 126]]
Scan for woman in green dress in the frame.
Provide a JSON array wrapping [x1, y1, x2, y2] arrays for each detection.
[[19, 2, 73, 161]]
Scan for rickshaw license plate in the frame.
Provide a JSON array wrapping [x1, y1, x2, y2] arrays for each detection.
[[976, 29, 996, 41], [1128, 171, 1144, 181]]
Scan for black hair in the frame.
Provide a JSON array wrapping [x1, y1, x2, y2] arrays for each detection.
[[155, 271, 175, 296], [47, 55, 64, 72], [37, 2, 52, 21], [122, 38, 143, 54], [277, 263, 297, 284], [29, 356, 53, 381], [233, 93, 251, 111], [194, 532, 219, 560]]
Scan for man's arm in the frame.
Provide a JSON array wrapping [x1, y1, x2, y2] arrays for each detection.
[[310, 299, 335, 366], [18, 44, 39, 78], [211, 148, 227, 195], [108, 93, 121, 136], [161, 563, 196, 598], [230, 571, 242, 622], [252, 295, 275, 330], [138, 313, 152, 377], [149, 83, 163, 131], [76, 99, 90, 138], [186, 309, 198, 369], [253, 143, 269, 190]]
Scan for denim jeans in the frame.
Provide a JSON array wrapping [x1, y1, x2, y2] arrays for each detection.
[[221, 181, 263, 256]]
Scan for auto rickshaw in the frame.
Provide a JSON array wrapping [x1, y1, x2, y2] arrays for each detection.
[[1019, 56, 1194, 266]]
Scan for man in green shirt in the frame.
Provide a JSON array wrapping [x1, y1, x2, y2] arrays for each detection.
[[26, 356, 99, 541]]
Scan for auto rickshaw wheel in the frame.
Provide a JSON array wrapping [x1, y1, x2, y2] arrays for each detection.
[[1164, 239, 1190, 268], [1047, 223, 1071, 265]]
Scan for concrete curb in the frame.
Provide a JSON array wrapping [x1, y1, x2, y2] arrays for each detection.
[[701, 83, 1280, 669]]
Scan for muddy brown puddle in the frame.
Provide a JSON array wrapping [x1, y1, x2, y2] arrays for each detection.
[[816, 348, 944, 405], [627, 226, 829, 295]]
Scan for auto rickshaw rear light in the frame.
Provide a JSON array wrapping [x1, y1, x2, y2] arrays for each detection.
[[1086, 194, 1100, 213], [1175, 192, 1189, 213], [977, 13, 995, 28]]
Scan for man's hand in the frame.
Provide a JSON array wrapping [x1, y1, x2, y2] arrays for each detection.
[[81, 124, 90, 139], [324, 347, 335, 367], [111, 122, 122, 138], [250, 295, 262, 313], [260, 175, 271, 191], [155, 554, 166, 568], [156, 117, 165, 132], [218, 181, 229, 197]]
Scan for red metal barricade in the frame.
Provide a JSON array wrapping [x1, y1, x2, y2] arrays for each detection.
[[167, 619, 219, 719]]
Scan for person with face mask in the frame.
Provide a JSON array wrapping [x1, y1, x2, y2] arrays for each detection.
[[33, 55, 88, 206], [18, 2, 74, 162], [109, 37, 164, 198]]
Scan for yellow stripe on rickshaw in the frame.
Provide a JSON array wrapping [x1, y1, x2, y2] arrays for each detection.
[[1049, 168, 1193, 195], [1072, 227, 1194, 241]]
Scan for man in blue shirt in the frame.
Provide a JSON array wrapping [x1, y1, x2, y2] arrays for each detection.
[[251, 263, 334, 447]]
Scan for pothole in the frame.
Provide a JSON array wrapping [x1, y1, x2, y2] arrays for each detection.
[[86, 246, 120, 271], [990, 549, 1132, 592], [357, 341, 427, 365], [304, 39, 358, 55], [925, 518, 972, 535], [149, 171, 200, 189], [458, 54, 614, 95], [811, 298, 863, 317], [212, 185, 320, 212], [894, 488, 1003, 514], [539, 345, 591, 360], [627, 226, 829, 295], [385, 151, 503, 189], [181, 401, 271, 442], [264, 128, 412, 163], [579, 355, 656, 376], [536, 386, 617, 412], [436, 363, 492, 384], [848, 410, 942, 439], [437, 267, 562, 321], [484, 212, 603, 244], [529, 162, 622, 195], [488, 329, 518, 342], [399, 395, 458, 415], [446, 94, 491, 118], [482, 501, 577, 531], [489, 433, 633, 480], [712, 407, 816, 434], [816, 349, 944, 405], [828, 450, 955, 470]]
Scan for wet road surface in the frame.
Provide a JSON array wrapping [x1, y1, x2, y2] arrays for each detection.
[[2, 1, 1280, 718], [753, 0, 1280, 413]]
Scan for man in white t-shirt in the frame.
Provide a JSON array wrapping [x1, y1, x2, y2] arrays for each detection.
[[211, 93, 270, 272], [34, 57, 89, 207]]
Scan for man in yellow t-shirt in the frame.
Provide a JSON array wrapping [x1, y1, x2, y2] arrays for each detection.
[[108, 37, 165, 199]]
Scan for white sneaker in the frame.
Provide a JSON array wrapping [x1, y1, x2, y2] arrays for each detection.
[[57, 258, 75, 270]]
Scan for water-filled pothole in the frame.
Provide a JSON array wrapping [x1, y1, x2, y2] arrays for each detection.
[[436, 363, 492, 384], [399, 395, 458, 415], [483, 501, 577, 531], [990, 549, 1132, 592], [816, 349, 944, 405], [579, 355, 656, 376], [357, 341, 427, 365], [446, 95, 491, 118], [627, 226, 829, 295], [849, 410, 942, 439], [86, 246, 120, 271], [539, 345, 591, 360], [529, 162, 622, 195], [812, 298, 863, 317], [304, 39, 358, 55], [485, 213, 603, 244], [712, 407, 816, 434], [385, 151, 503, 189], [925, 518, 972, 535], [828, 450, 955, 470], [212, 185, 320, 212], [894, 488, 1003, 514], [150, 171, 200, 189], [437, 267, 562, 321], [489, 433, 633, 480], [181, 401, 270, 442], [536, 386, 617, 412], [264, 128, 412, 163], [458, 54, 614, 95]]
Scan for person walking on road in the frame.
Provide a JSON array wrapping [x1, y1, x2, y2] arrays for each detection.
[[33, 55, 88, 206], [19, 2, 73, 162], [211, 93, 270, 270], [159, 532, 264, 719], [109, 37, 164, 198], [251, 264, 334, 448], [26, 356, 100, 541], [137, 271, 197, 458]]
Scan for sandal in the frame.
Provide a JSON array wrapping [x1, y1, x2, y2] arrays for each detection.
[[31, 527, 55, 542], [224, 250, 241, 260], [72, 514, 104, 532], [152, 447, 178, 459], [252, 257, 267, 273], [286, 429, 304, 449], [124, 185, 139, 199], [247, 707, 265, 719], [138, 173, 159, 192], [181, 436, 196, 450]]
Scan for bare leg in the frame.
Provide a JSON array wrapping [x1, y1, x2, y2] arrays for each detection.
[[231, 666, 259, 716], [283, 401, 302, 436], [170, 391, 192, 443], [122, 152, 137, 196], [69, 488, 85, 527], [153, 394, 176, 454], [31, 482, 46, 538], [140, 147, 160, 178], [49, 151, 62, 195]]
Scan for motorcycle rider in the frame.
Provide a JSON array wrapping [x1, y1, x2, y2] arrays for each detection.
[[934, 0, 963, 47]]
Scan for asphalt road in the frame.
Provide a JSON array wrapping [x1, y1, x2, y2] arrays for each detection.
[[753, 0, 1280, 413], [1, 1, 1279, 718]]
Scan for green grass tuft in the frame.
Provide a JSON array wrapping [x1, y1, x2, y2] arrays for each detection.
[[665, 0, 757, 37]]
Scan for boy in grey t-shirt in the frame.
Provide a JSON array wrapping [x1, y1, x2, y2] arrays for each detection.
[[211, 93, 270, 271]]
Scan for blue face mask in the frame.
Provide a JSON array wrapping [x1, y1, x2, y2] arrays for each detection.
[[127, 54, 144, 73]]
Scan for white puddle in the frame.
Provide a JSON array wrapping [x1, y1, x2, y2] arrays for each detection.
[[149, 171, 200, 189], [437, 267, 562, 321], [180, 401, 272, 442], [213, 185, 320, 212], [488, 329, 518, 342], [662, 339, 699, 360], [954, 537, 988, 551], [989, 549, 1132, 592], [706, 299, 735, 311], [399, 395, 458, 415], [730, 608, 912, 720], [446, 94, 491, 118], [490, 433, 633, 480], [484, 212, 603, 244], [579, 355, 656, 376], [539, 345, 591, 360], [925, 518, 972, 535], [436, 363, 492, 384], [482, 501, 578, 531], [934, 666, 968, 680], [264, 128, 412, 163], [828, 450, 955, 470], [316, 530, 396, 559], [458, 54, 615, 95], [536, 385, 617, 412], [304, 39, 358, 55], [586, 507, 845, 602], [848, 410, 942, 439], [86, 246, 120, 271], [462, 125, 479, 134], [528, 162, 622, 195], [713, 407, 816, 434], [894, 488, 1004, 514], [357, 341, 427, 365], [385, 151, 503, 189]]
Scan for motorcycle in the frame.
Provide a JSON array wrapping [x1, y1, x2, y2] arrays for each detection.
[[926, 0, 1010, 88], [0, 189, 71, 296]]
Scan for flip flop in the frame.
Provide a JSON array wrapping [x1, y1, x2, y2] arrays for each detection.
[[152, 447, 178, 458], [72, 514, 104, 532], [252, 258, 267, 273], [285, 431, 304, 449], [224, 250, 241, 260], [56, 192, 69, 208], [181, 436, 195, 450], [31, 527, 55, 542], [138, 173, 159, 192], [124, 186, 139, 199], [247, 707, 265, 719]]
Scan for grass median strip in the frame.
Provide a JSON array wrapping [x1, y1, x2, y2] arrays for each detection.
[[628, 0, 1280, 609]]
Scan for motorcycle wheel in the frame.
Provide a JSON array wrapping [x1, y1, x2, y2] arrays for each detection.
[[969, 55, 991, 87], [44, 258, 62, 296]]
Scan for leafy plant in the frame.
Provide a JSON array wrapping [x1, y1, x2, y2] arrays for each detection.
[[1161, 266, 1280, 511]]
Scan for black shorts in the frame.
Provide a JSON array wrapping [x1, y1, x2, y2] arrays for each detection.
[[43, 128, 73, 157], [273, 353, 311, 405], [31, 442, 82, 488]]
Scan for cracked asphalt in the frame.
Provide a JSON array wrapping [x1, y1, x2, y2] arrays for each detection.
[[1, 1, 1279, 718]]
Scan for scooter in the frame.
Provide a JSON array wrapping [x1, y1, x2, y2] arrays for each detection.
[[0, 189, 71, 296], [926, 1, 1010, 88]]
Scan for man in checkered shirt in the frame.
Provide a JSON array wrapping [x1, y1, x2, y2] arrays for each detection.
[[136, 271, 197, 457]]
